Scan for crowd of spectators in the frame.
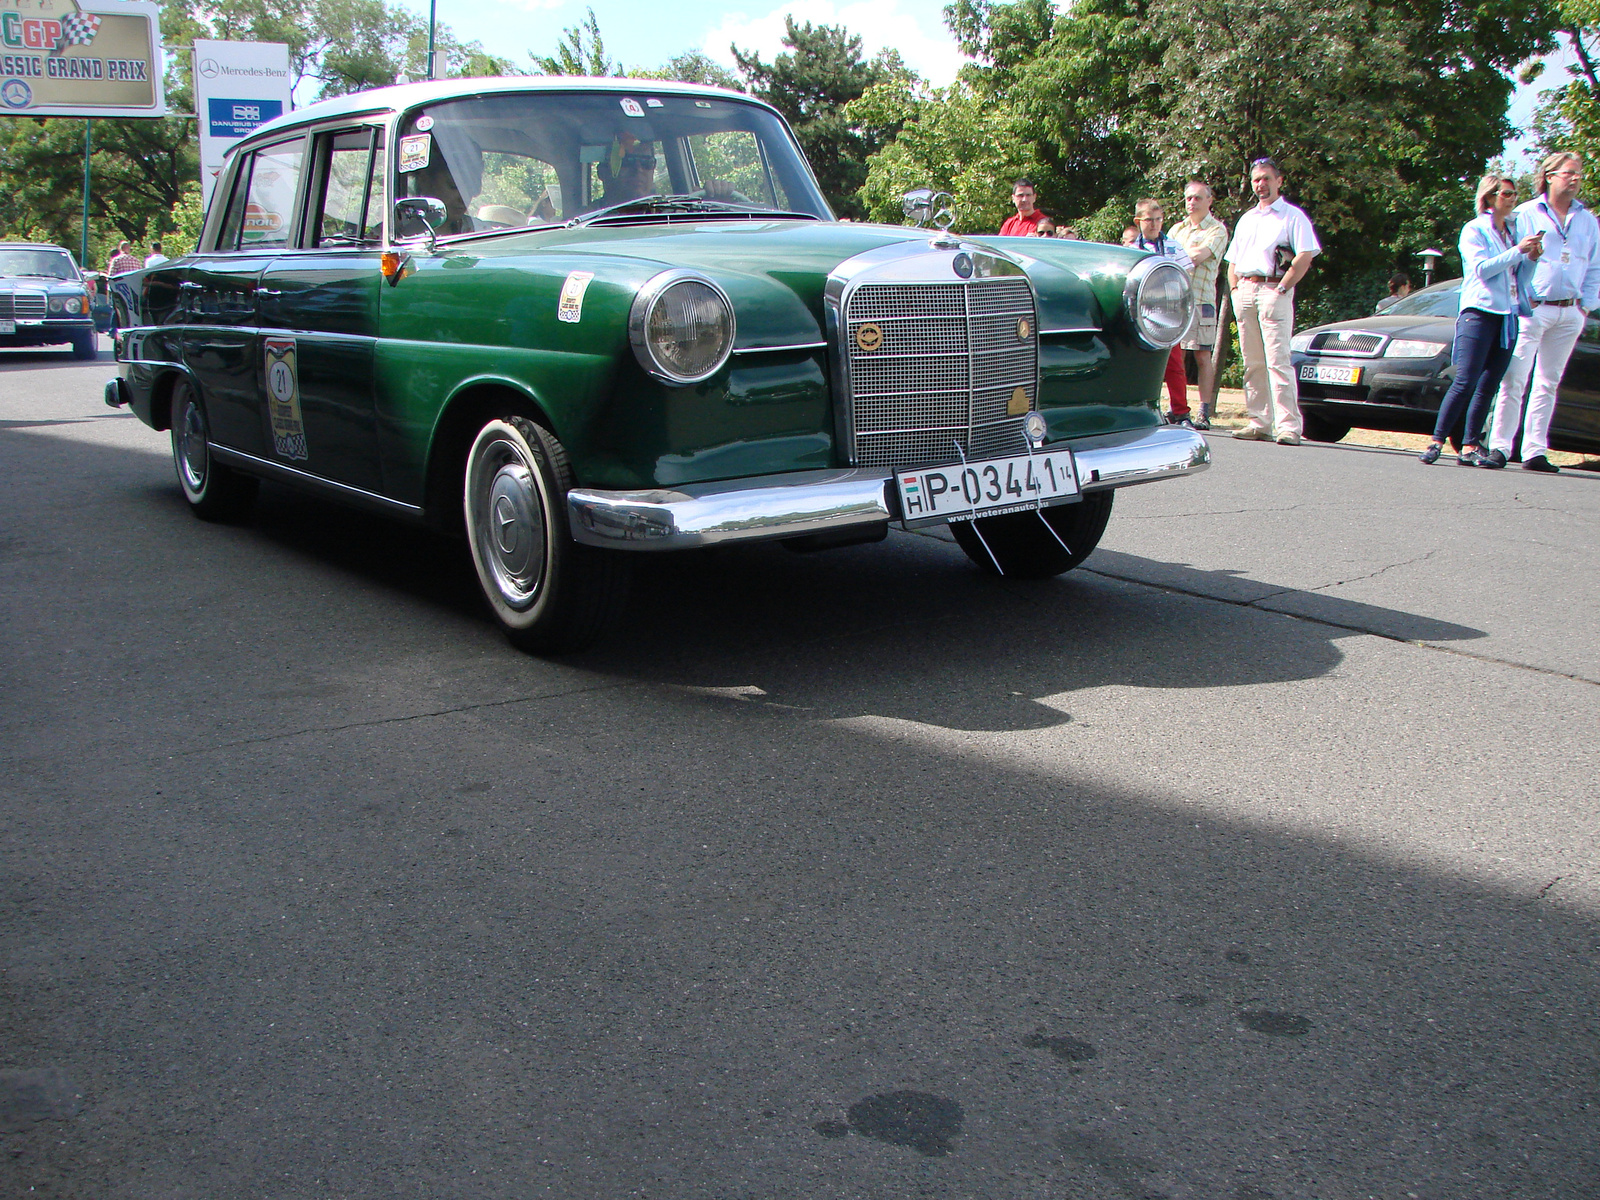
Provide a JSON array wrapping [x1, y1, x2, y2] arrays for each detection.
[[992, 151, 1592, 470]]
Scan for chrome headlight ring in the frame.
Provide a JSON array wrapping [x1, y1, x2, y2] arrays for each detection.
[[1122, 257, 1194, 350], [628, 269, 736, 386]]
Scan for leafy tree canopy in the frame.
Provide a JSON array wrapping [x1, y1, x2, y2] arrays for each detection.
[[734, 18, 916, 217]]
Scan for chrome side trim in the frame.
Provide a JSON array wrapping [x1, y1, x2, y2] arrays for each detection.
[[119, 355, 195, 375], [1039, 326, 1100, 336], [210, 445, 423, 516], [731, 341, 828, 355], [568, 468, 892, 551], [1075, 425, 1210, 490], [566, 425, 1208, 551]]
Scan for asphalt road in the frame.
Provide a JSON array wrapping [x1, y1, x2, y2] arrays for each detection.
[[3, 341, 1597, 1199]]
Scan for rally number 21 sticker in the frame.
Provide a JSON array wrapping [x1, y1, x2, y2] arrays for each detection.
[[264, 337, 309, 460]]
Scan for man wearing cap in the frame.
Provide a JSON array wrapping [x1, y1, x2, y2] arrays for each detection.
[[1483, 152, 1600, 473], [1224, 158, 1322, 444]]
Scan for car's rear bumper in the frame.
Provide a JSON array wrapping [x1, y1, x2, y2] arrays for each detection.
[[567, 424, 1209, 551]]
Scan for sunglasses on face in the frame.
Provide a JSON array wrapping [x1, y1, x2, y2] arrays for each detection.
[[621, 154, 656, 172]]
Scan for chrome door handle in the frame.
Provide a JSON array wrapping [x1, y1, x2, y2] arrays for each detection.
[[177, 281, 203, 290], [257, 288, 282, 297]]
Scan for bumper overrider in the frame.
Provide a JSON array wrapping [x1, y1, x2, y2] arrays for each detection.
[[568, 424, 1209, 551]]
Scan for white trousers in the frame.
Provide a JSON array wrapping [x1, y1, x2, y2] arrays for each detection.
[[1232, 281, 1300, 437], [1488, 304, 1583, 461]]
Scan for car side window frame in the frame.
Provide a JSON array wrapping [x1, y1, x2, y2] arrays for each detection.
[[301, 124, 385, 251], [237, 133, 311, 253], [206, 152, 254, 253]]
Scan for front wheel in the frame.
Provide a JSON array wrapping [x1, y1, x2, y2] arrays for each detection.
[[463, 416, 629, 653], [70, 331, 97, 360], [950, 491, 1114, 578], [170, 380, 258, 521]]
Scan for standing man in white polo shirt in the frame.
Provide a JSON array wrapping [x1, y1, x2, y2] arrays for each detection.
[[1224, 157, 1322, 444], [1484, 152, 1600, 473]]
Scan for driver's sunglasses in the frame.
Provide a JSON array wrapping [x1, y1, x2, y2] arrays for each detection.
[[621, 154, 656, 172]]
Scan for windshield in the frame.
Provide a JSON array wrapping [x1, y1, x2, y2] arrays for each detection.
[[394, 90, 831, 235], [1385, 281, 1461, 318], [0, 248, 79, 280]]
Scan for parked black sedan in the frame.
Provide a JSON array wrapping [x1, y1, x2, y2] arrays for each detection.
[[1291, 279, 1600, 454]]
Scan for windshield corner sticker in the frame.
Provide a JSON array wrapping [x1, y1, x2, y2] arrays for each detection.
[[264, 337, 308, 460], [619, 98, 643, 117], [414, 114, 434, 131], [398, 133, 431, 173], [558, 270, 595, 323]]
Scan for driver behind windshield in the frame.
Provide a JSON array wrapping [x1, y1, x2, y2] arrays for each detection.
[[597, 139, 659, 206]]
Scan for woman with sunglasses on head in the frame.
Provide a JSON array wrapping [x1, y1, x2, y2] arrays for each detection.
[[1419, 174, 1543, 465]]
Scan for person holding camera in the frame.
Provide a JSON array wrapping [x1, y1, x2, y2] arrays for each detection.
[[1418, 174, 1540, 466], [1224, 157, 1321, 444]]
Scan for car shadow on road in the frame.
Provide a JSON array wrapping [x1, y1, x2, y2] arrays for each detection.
[[161, 480, 1489, 735]]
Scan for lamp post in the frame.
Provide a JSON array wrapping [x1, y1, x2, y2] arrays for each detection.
[[1420, 248, 1444, 288], [426, 0, 438, 80]]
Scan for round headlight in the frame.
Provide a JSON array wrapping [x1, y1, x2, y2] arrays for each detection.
[[1122, 258, 1193, 349], [629, 271, 735, 385], [48, 296, 64, 312]]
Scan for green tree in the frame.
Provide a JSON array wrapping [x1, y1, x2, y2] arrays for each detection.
[[531, 6, 621, 76], [733, 18, 913, 217]]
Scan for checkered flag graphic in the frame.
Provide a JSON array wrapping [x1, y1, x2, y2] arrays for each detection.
[[59, 10, 102, 46]]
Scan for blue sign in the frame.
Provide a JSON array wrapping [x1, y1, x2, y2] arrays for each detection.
[[207, 96, 281, 138]]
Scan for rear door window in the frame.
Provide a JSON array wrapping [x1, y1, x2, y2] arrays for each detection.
[[241, 137, 307, 251]]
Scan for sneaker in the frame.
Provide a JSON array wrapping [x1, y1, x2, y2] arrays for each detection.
[[1276, 433, 1302, 446], [1167, 414, 1196, 429], [1192, 412, 1212, 431], [1478, 448, 1506, 469], [1418, 443, 1442, 465], [1233, 426, 1269, 440], [1457, 448, 1483, 466], [1522, 454, 1560, 473]]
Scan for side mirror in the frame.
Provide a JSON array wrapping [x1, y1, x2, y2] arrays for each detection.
[[394, 197, 447, 245], [902, 188, 955, 231]]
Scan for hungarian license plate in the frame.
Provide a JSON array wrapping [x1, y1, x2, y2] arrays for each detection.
[[897, 450, 1079, 528], [0, 320, 13, 334], [1299, 363, 1362, 385]]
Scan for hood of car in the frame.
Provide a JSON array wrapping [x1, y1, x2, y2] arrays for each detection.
[[1299, 312, 1453, 344], [445, 219, 1109, 342]]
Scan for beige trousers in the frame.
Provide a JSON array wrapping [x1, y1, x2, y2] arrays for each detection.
[[1232, 280, 1301, 437]]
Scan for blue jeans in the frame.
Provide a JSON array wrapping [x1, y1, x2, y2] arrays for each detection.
[[1432, 308, 1516, 446]]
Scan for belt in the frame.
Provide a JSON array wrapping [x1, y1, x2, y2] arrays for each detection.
[[1534, 298, 1579, 307], [1240, 274, 1285, 285]]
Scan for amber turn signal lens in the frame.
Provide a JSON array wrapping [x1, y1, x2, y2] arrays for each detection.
[[381, 252, 403, 281]]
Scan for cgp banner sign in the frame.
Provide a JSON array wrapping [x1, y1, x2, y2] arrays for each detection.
[[193, 40, 290, 207], [0, 0, 164, 116]]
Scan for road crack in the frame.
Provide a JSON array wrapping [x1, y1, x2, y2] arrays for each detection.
[[162, 679, 645, 759]]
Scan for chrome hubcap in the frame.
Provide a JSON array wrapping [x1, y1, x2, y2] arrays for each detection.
[[471, 435, 546, 610], [175, 400, 208, 493]]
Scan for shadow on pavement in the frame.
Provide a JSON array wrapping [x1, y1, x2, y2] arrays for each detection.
[[0, 426, 1594, 1199]]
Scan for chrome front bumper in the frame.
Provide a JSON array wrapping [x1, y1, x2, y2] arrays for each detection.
[[567, 424, 1209, 551]]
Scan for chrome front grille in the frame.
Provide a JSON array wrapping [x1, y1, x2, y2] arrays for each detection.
[[844, 276, 1039, 470], [1307, 330, 1385, 356], [0, 291, 47, 319]]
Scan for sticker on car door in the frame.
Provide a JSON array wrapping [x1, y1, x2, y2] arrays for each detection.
[[264, 337, 308, 460]]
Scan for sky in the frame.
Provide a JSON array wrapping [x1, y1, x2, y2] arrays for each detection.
[[397, 0, 1557, 167]]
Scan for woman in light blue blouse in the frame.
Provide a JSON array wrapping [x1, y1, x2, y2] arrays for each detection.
[[1419, 174, 1543, 465]]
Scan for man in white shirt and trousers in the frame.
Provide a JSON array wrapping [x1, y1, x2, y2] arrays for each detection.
[[1483, 152, 1600, 473], [1224, 157, 1322, 445]]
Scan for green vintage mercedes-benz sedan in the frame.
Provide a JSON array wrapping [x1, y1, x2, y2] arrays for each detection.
[[107, 78, 1207, 651]]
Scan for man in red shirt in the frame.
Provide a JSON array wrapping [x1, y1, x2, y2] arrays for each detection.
[[999, 179, 1049, 236]]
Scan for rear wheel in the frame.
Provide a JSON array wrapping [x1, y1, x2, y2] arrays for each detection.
[[950, 491, 1114, 578], [1301, 409, 1352, 443], [463, 415, 629, 653], [170, 380, 258, 521]]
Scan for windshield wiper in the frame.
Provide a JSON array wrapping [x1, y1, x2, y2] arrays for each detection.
[[567, 194, 818, 227]]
